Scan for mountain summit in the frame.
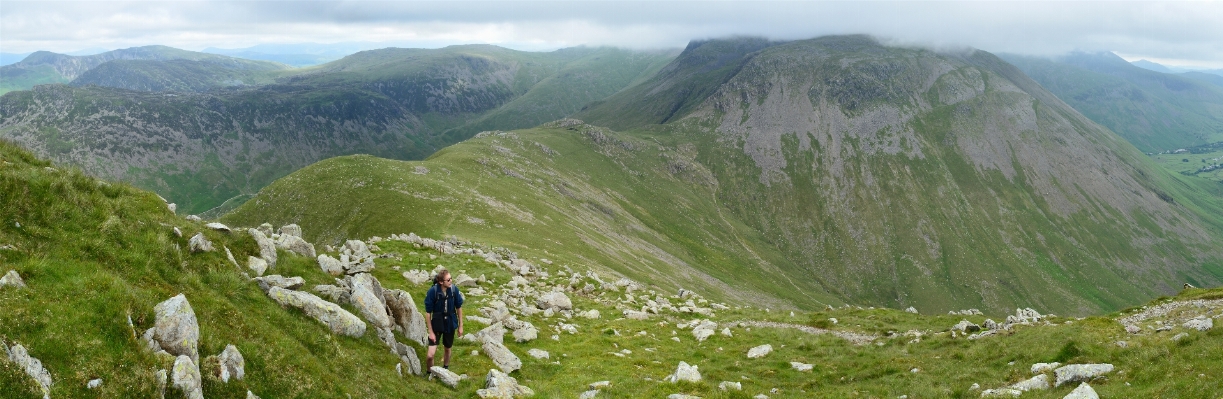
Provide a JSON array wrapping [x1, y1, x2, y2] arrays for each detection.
[[231, 36, 1223, 315]]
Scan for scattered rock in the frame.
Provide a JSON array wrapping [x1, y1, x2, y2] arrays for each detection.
[[1183, 317, 1213, 331], [537, 291, 573, 311], [667, 394, 701, 399], [1031, 362, 1061, 374], [254, 275, 305, 292], [527, 349, 550, 359], [790, 362, 813, 372], [205, 222, 231, 232], [247, 256, 268, 277], [6, 343, 52, 398], [905, 306, 918, 314], [589, 380, 611, 389], [482, 341, 522, 373], [1062, 382, 1099, 399], [317, 255, 344, 276], [248, 228, 277, 267], [156, 369, 168, 398], [247, 391, 261, 399], [512, 324, 539, 343], [719, 381, 743, 390], [383, 289, 429, 347], [980, 388, 1021, 397], [1053, 364, 1114, 387], [1172, 332, 1189, 341], [276, 234, 316, 258], [665, 361, 701, 383], [430, 366, 462, 388], [1124, 324, 1141, 334], [279, 224, 303, 238], [953, 320, 981, 333], [266, 287, 366, 337], [404, 270, 431, 285], [154, 294, 200, 364], [187, 233, 213, 253], [579, 309, 601, 319], [746, 344, 773, 359], [171, 355, 204, 399], [392, 342, 422, 376], [347, 274, 393, 332], [579, 390, 599, 399], [217, 345, 245, 383], [454, 273, 479, 288], [1010, 374, 1049, 391], [476, 369, 535, 398], [87, 378, 103, 389], [185, 215, 202, 222], [0, 270, 26, 289], [623, 310, 650, 320]]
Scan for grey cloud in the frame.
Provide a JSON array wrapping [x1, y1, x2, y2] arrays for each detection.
[[4, 1, 1223, 67]]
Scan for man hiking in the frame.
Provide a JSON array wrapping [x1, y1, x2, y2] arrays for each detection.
[[424, 269, 464, 372]]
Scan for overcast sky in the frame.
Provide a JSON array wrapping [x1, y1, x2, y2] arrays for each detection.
[[4, 1, 1223, 68]]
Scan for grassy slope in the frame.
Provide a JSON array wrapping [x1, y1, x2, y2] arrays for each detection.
[[1000, 53, 1223, 153], [4, 140, 1223, 398]]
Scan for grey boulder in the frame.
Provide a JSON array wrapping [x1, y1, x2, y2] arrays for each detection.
[[248, 228, 278, 267], [476, 369, 534, 398], [430, 366, 462, 388], [6, 343, 52, 399], [276, 234, 316, 258], [384, 289, 429, 347], [218, 344, 245, 382], [1054, 364, 1114, 387], [482, 341, 522, 374], [154, 294, 200, 364], [536, 292, 573, 311], [254, 275, 306, 292], [266, 287, 366, 337], [171, 355, 203, 399], [1062, 382, 1099, 399], [347, 273, 393, 329], [187, 233, 213, 253], [0, 270, 25, 289]]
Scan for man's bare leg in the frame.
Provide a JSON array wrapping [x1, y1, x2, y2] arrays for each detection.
[[426, 345, 437, 370], [443, 347, 452, 368]]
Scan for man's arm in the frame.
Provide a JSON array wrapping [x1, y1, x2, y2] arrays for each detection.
[[456, 307, 464, 336]]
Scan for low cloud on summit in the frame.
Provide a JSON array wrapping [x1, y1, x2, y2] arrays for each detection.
[[4, 1, 1223, 67]]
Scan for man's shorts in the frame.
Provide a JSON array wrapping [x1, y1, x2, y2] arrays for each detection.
[[429, 331, 456, 348]]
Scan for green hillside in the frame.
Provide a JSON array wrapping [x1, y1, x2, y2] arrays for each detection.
[[6, 138, 1223, 398], [229, 36, 1223, 316], [999, 52, 1223, 153], [0, 45, 677, 215]]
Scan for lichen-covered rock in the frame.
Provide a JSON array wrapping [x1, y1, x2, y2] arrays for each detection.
[[276, 234, 316, 258], [205, 222, 231, 232], [512, 324, 538, 343], [1184, 317, 1213, 331], [430, 366, 462, 388], [0, 270, 26, 289], [254, 275, 305, 292], [1053, 364, 1114, 387], [218, 344, 245, 382], [154, 294, 200, 363], [384, 289, 429, 347], [247, 256, 268, 276], [317, 254, 344, 276], [187, 233, 213, 253], [347, 273, 392, 329], [482, 341, 522, 373], [279, 224, 303, 238], [1030, 362, 1060, 374], [266, 287, 366, 337], [476, 369, 535, 398], [665, 361, 701, 383], [1009, 374, 1049, 391], [746, 344, 772, 359], [6, 343, 52, 399], [536, 291, 573, 311], [171, 355, 203, 399], [248, 228, 277, 267]]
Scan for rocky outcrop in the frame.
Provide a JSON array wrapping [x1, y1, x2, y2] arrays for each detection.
[[247, 256, 268, 276], [276, 234, 316, 258], [347, 273, 393, 331], [476, 369, 534, 398], [482, 341, 522, 373], [254, 275, 305, 292], [187, 233, 213, 253], [1183, 317, 1213, 331], [317, 255, 344, 276], [266, 287, 366, 337], [746, 344, 772, 359], [5, 343, 52, 399], [430, 366, 462, 388], [665, 361, 701, 383], [1063, 382, 1099, 399], [217, 344, 245, 383], [154, 294, 200, 364], [171, 355, 203, 399], [0, 270, 26, 289], [279, 224, 303, 238], [248, 228, 277, 267], [1053, 364, 1114, 387], [536, 292, 572, 311], [384, 289, 429, 347]]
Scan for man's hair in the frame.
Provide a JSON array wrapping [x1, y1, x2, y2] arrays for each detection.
[[434, 269, 450, 285]]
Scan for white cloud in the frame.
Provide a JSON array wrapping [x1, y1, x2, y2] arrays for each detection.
[[4, 1, 1223, 67]]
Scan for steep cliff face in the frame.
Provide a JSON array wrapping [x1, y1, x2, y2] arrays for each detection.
[[581, 36, 1223, 313]]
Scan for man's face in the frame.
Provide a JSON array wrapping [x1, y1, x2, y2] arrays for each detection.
[[441, 273, 452, 288]]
